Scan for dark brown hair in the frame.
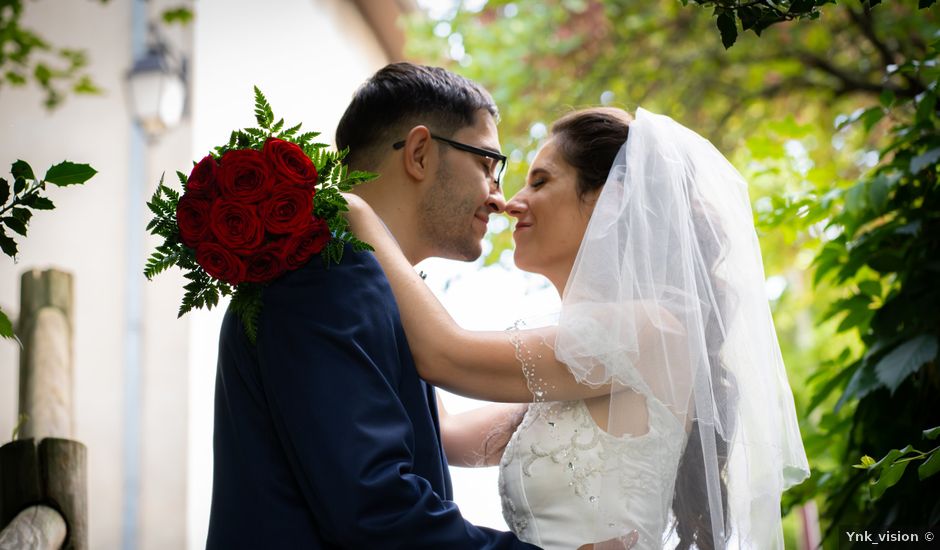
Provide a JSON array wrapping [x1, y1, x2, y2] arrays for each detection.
[[549, 107, 633, 201], [551, 107, 738, 550], [335, 62, 498, 170]]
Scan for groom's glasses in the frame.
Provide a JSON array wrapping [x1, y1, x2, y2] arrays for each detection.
[[393, 134, 507, 190]]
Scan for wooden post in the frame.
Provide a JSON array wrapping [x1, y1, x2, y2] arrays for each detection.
[[0, 439, 86, 550], [19, 269, 74, 441], [38, 439, 86, 550], [0, 269, 86, 549], [0, 440, 41, 526]]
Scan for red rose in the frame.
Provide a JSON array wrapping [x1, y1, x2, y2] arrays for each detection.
[[176, 194, 212, 247], [259, 186, 314, 235], [218, 149, 273, 203], [283, 218, 332, 269], [186, 155, 219, 198], [244, 241, 289, 283], [196, 242, 247, 284], [210, 199, 265, 253], [263, 138, 318, 190]]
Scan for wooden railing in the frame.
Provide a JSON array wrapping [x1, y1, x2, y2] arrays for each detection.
[[0, 269, 87, 550]]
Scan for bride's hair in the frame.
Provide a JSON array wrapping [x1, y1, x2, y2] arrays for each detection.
[[551, 107, 739, 550]]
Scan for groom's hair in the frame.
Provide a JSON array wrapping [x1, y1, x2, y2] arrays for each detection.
[[335, 62, 498, 170]]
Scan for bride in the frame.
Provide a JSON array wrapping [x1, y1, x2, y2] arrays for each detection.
[[347, 107, 809, 549]]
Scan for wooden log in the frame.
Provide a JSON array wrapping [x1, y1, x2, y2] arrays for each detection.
[[39, 439, 87, 550], [2, 270, 84, 547], [0, 440, 41, 528], [0, 505, 66, 550], [0, 438, 87, 550], [18, 269, 74, 441]]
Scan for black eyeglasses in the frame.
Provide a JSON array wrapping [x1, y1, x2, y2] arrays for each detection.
[[393, 134, 507, 189]]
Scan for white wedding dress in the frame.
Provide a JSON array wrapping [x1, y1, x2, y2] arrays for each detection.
[[498, 396, 687, 550]]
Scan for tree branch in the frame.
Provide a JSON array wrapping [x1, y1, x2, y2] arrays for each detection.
[[846, 6, 896, 69], [799, 52, 918, 99], [846, 6, 927, 96]]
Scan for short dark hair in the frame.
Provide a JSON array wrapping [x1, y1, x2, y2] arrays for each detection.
[[335, 62, 498, 170]]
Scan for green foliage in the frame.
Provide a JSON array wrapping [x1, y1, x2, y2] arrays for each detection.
[[0, 159, 96, 339], [144, 87, 375, 344], [685, 0, 830, 48], [0, 0, 102, 108], [11, 412, 28, 441], [161, 6, 194, 26], [405, 0, 939, 544], [228, 285, 262, 344], [0, 310, 12, 340], [854, 426, 940, 500], [727, 2, 939, 544], [1, 0, 191, 110]]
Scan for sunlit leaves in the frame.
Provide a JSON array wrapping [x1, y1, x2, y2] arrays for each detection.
[[853, 432, 940, 500], [874, 335, 938, 394]]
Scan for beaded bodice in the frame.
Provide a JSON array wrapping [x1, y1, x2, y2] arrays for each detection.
[[498, 399, 685, 550]]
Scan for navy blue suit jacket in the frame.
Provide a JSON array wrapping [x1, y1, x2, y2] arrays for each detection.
[[207, 246, 538, 549]]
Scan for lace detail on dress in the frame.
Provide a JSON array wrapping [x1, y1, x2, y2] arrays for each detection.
[[499, 412, 531, 538], [499, 398, 686, 550], [506, 320, 556, 402], [522, 402, 602, 500], [499, 479, 529, 536]]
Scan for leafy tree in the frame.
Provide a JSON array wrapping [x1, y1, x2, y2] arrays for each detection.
[[405, 0, 938, 546]]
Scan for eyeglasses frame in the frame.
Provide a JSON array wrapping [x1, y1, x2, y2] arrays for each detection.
[[393, 133, 507, 189]]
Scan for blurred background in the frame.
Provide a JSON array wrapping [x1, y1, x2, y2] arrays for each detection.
[[1, 0, 937, 548]]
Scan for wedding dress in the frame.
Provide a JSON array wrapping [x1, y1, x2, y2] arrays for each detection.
[[499, 397, 686, 549]]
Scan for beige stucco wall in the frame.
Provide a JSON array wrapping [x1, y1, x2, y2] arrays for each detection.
[[0, 0, 389, 548]]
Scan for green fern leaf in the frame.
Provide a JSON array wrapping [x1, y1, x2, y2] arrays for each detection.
[[230, 285, 262, 344], [144, 249, 180, 279], [253, 86, 274, 129], [165, 184, 180, 203], [279, 122, 302, 138]]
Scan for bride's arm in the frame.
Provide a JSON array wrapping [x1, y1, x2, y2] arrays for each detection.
[[344, 194, 610, 403], [437, 394, 527, 467]]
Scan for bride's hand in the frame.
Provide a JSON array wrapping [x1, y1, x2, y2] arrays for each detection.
[[577, 530, 639, 550], [340, 193, 388, 246], [340, 192, 372, 230]]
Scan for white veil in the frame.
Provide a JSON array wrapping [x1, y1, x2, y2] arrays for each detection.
[[553, 108, 810, 548]]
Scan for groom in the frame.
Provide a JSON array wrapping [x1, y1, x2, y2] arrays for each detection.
[[207, 63, 538, 549]]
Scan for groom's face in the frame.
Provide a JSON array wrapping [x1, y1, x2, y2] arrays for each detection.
[[418, 110, 505, 261]]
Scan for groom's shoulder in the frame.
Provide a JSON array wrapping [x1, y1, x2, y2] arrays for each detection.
[[266, 243, 390, 302]]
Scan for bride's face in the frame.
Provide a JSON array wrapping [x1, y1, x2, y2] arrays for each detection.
[[506, 137, 598, 286]]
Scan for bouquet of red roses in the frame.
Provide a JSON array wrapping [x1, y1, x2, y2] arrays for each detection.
[[145, 87, 373, 342]]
